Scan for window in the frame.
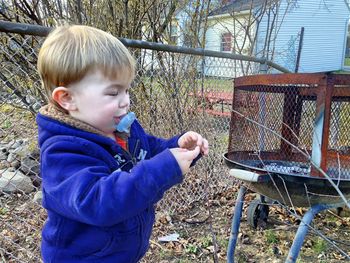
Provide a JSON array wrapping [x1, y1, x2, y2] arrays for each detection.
[[344, 21, 350, 67], [221, 32, 232, 52], [170, 24, 178, 44]]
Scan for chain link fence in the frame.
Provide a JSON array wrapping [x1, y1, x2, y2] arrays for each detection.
[[0, 22, 288, 262]]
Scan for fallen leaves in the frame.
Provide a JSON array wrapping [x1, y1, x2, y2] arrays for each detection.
[[1, 184, 349, 263], [143, 185, 350, 262]]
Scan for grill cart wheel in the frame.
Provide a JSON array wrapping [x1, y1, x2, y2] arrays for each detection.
[[247, 197, 269, 229]]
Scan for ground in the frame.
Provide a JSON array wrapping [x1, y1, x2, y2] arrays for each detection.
[[142, 185, 350, 263], [1, 185, 349, 262]]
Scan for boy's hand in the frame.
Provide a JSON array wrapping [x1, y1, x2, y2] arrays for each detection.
[[170, 147, 200, 174], [178, 131, 209, 156]]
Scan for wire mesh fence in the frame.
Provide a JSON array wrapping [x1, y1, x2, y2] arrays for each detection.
[[0, 22, 277, 262]]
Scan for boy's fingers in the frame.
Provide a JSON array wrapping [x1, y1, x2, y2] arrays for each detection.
[[202, 148, 209, 156], [196, 135, 203, 146], [204, 139, 209, 150], [190, 146, 200, 159], [190, 133, 197, 142], [181, 146, 199, 159], [200, 139, 209, 155]]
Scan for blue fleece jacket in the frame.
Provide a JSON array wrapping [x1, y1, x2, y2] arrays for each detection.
[[37, 108, 183, 263]]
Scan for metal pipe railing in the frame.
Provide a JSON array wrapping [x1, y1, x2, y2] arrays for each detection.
[[0, 20, 290, 73]]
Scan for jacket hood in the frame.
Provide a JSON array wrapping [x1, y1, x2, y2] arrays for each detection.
[[36, 104, 118, 148]]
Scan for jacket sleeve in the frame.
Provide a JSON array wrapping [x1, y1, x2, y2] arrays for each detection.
[[41, 137, 182, 227], [145, 133, 181, 157]]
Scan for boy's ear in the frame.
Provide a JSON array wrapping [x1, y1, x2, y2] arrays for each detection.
[[52, 87, 77, 111]]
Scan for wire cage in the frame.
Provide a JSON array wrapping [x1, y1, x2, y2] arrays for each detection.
[[224, 72, 350, 207]]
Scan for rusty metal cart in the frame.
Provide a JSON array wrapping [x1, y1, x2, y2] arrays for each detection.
[[224, 73, 350, 263]]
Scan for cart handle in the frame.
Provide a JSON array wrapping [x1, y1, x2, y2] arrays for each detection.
[[229, 169, 267, 182]]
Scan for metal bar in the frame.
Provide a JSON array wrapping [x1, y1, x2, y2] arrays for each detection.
[[0, 20, 51, 36], [320, 74, 334, 174], [227, 185, 246, 263], [299, 87, 350, 98], [0, 20, 290, 73], [299, 86, 350, 97], [311, 75, 327, 176], [285, 203, 335, 263], [234, 73, 324, 87], [333, 74, 350, 85], [294, 27, 304, 73]]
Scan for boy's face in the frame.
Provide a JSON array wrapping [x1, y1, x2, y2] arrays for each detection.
[[68, 69, 132, 138]]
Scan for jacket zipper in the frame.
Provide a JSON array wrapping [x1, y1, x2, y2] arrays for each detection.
[[133, 140, 140, 162], [120, 148, 135, 165], [119, 139, 139, 165]]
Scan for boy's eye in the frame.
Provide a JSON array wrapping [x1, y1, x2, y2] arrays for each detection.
[[107, 92, 119, 96]]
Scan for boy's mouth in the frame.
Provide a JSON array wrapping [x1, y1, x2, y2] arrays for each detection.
[[114, 114, 126, 124]]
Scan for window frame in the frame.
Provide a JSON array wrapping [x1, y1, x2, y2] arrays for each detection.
[[169, 23, 178, 44], [221, 32, 233, 52]]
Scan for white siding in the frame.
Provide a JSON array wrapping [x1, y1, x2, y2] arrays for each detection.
[[205, 14, 252, 77], [256, 0, 350, 73], [206, 12, 251, 51]]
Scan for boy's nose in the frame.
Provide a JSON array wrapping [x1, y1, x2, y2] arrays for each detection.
[[119, 95, 130, 108]]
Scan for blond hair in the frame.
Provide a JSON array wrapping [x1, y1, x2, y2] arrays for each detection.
[[37, 25, 135, 106]]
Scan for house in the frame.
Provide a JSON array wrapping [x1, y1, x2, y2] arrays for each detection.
[[139, 5, 198, 75], [205, 0, 350, 77]]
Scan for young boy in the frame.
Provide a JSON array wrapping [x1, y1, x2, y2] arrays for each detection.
[[36, 25, 209, 263]]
